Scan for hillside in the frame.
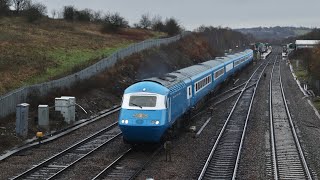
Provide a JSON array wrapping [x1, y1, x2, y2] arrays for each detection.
[[0, 17, 162, 95], [235, 26, 312, 40], [0, 28, 251, 151]]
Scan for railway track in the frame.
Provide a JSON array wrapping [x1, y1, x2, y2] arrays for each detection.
[[269, 55, 312, 179], [92, 146, 162, 180], [0, 105, 121, 161], [198, 54, 274, 180], [11, 122, 122, 180], [210, 81, 247, 106]]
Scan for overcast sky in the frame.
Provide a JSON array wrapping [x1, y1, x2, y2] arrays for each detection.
[[34, 0, 320, 30]]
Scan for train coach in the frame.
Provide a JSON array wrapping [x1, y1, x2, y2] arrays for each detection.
[[118, 49, 254, 144]]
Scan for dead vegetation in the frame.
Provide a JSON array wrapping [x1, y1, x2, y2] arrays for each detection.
[[0, 17, 161, 95], [0, 27, 250, 152]]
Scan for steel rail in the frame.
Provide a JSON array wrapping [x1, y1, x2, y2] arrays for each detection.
[[231, 56, 269, 179], [211, 81, 247, 100], [192, 82, 253, 120], [92, 148, 132, 180], [279, 58, 312, 180], [128, 146, 163, 180], [0, 105, 121, 161], [92, 145, 163, 180], [212, 82, 256, 106], [198, 55, 272, 180], [269, 55, 279, 180], [11, 122, 121, 180], [269, 55, 312, 179]]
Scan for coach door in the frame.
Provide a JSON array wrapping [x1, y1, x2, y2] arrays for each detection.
[[167, 98, 172, 123], [187, 85, 192, 106]]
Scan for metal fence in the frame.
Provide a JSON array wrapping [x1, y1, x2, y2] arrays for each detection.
[[0, 32, 189, 118]]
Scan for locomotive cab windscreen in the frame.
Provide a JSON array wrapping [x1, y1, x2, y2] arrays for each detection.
[[121, 93, 167, 110]]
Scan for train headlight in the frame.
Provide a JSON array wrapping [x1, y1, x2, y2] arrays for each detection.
[[121, 120, 129, 124], [151, 120, 160, 125]]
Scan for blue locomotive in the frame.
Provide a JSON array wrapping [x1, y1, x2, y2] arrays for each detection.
[[119, 49, 254, 143]]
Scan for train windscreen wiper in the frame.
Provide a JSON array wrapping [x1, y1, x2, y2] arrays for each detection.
[[129, 103, 143, 109]]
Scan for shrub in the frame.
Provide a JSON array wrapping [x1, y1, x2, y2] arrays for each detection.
[[101, 12, 129, 33], [92, 10, 103, 22], [139, 13, 151, 29], [63, 6, 76, 21], [151, 16, 165, 32], [12, 0, 31, 14], [25, 2, 47, 22], [164, 17, 182, 36], [75, 8, 93, 22]]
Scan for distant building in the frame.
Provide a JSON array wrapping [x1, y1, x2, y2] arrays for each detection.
[[295, 40, 320, 49]]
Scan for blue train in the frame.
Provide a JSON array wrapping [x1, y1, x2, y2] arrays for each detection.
[[119, 49, 254, 143]]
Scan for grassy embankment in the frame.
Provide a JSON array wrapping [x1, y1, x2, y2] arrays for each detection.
[[291, 59, 308, 81], [0, 17, 164, 95], [290, 59, 320, 110], [314, 99, 320, 110]]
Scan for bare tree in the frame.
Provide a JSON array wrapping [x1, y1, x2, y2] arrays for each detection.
[[102, 12, 129, 33], [139, 13, 151, 29], [57, 9, 63, 19], [51, 9, 57, 19], [25, 2, 47, 22], [12, 0, 31, 13], [63, 5, 76, 21], [93, 10, 103, 22], [151, 15, 164, 32], [75, 8, 93, 22]]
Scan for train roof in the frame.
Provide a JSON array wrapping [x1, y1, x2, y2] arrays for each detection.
[[145, 64, 210, 88], [201, 59, 224, 68], [144, 49, 252, 89]]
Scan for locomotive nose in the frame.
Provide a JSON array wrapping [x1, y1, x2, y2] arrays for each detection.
[[118, 109, 167, 143], [119, 110, 165, 126]]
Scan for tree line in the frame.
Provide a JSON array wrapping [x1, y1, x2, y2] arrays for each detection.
[[0, 0, 47, 22], [196, 25, 252, 51], [289, 29, 320, 82], [0, 0, 182, 35]]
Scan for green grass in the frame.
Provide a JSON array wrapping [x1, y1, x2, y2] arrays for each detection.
[[26, 42, 132, 84], [0, 17, 162, 95], [291, 60, 309, 81], [149, 31, 166, 39], [314, 99, 320, 110], [292, 60, 320, 112], [295, 70, 308, 80]]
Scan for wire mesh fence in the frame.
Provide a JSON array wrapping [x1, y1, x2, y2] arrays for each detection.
[[0, 32, 189, 118]]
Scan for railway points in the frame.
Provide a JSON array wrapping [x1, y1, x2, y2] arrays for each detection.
[[3, 46, 318, 180], [198, 53, 272, 180]]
